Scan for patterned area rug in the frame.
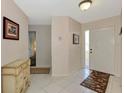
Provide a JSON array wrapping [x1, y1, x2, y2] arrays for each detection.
[[80, 70, 110, 93]]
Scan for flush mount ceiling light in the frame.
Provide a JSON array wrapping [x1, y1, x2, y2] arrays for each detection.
[[79, 0, 92, 11]]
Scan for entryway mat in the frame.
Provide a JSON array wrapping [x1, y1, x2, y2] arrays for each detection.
[[80, 70, 110, 93]]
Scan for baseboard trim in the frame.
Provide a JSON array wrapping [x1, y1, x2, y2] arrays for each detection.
[[30, 67, 50, 74]]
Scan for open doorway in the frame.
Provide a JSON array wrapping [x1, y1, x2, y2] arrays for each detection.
[[85, 30, 89, 69], [29, 31, 36, 66]]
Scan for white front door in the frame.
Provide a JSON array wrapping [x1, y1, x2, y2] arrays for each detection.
[[89, 27, 115, 74]]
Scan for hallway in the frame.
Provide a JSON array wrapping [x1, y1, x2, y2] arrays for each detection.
[[27, 69, 121, 93], [1, 0, 122, 93]]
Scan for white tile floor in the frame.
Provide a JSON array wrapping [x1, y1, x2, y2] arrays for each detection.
[[26, 69, 121, 93]]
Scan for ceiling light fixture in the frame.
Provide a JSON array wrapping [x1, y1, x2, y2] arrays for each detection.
[[79, 0, 92, 11]]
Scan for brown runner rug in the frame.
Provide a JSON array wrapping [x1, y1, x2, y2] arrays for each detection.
[[80, 70, 110, 93]]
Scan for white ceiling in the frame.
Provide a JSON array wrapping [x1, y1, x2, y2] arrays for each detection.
[[14, 0, 121, 25]]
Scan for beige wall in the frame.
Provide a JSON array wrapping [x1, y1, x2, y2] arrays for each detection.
[[29, 25, 51, 67], [52, 16, 81, 76], [52, 17, 70, 76], [1, 0, 29, 66], [69, 18, 82, 73], [81, 15, 122, 77]]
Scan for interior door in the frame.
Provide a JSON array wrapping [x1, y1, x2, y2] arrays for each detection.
[[89, 27, 115, 74]]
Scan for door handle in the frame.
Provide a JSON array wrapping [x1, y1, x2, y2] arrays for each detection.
[[90, 49, 92, 53]]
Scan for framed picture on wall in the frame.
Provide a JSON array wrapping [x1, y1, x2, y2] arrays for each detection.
[[3, 17, 19, 40], [73, 33, 79, 44]]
